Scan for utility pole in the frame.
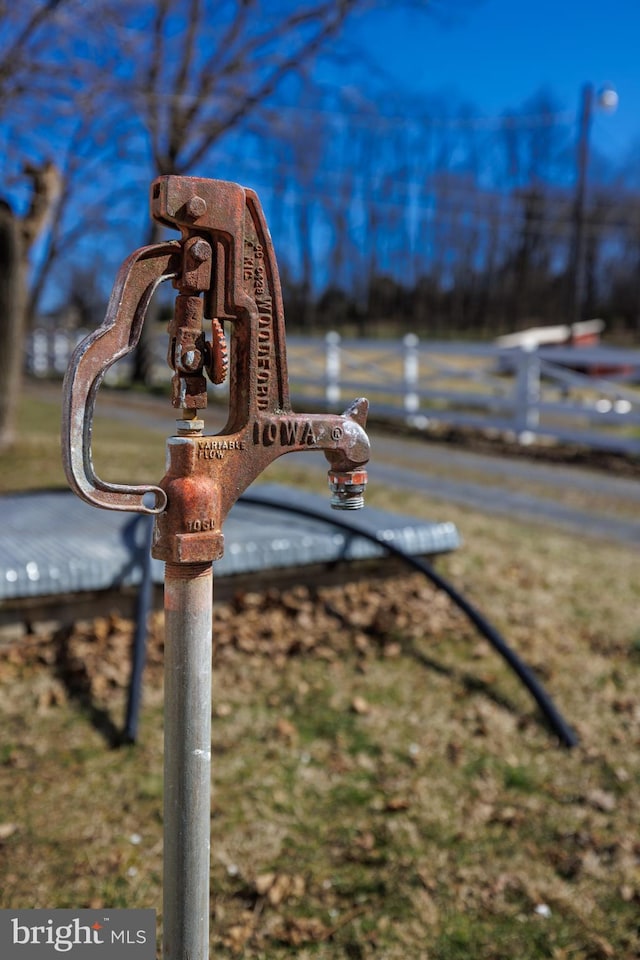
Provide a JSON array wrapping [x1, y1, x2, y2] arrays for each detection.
[[569, 83, 618, 327]]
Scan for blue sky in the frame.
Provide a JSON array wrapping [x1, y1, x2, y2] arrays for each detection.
[[350, 0, 640, 165]]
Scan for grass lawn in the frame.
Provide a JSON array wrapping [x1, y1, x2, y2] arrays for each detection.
[[0, 385, 638, 958]]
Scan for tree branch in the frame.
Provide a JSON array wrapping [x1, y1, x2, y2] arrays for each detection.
[[178, 0, 362, 172]]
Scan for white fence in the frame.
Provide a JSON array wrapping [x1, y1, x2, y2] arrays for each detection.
[[287, 334, 640, 456], [26, 328, 167, 385], [27, 328, 640, 456]]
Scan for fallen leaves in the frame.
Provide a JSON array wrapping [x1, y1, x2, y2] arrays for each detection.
[[220, 872, 354, 953], [213, 576, 468, 665], [271, 915, 331, 946], [254, 872, 306, 906], [0, 573, 469, 725], [275, 718, 297, 742], [351, 696, 370, 715], [385, 795, 410, 812], [585, 788, 617, 813]]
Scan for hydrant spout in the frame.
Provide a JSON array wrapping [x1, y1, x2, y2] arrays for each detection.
[[323, 398, 370, 510]]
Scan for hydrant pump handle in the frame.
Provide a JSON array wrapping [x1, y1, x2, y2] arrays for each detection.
[[61, 241, 182, 514]]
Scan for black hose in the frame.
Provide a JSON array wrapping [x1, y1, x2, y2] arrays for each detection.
[[124, 514, 155, 743], [239, 493, 579, 749]]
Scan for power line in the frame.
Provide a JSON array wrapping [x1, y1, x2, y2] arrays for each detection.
[[133, 89, 576, 132], [211, 151, 640, 237]]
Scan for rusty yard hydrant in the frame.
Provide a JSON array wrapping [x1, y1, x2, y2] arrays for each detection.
[[61, 176, 370, 960]]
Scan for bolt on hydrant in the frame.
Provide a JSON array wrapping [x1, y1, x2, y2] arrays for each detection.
[[61, 176, 370, 960]]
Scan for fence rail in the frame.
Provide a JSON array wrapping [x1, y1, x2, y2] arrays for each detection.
[[27, 329, 640, 456]]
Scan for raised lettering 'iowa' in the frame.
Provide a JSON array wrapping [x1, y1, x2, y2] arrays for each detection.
[[254, 419, 317, 446]]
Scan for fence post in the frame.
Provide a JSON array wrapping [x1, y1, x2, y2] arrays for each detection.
[[53, 330, 71, 375], [28, 330, 47, 376], [325, 331, 341, 406], [514, 345, 540, 443], [403, 333, 420, 419]]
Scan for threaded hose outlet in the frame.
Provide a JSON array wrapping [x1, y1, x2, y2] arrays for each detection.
[[328, 469, 368, 510]]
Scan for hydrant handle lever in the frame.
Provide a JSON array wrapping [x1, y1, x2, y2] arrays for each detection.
[[61, 241, 182, 514]]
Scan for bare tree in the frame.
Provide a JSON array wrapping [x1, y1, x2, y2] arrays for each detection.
[[0, 0, 127, 449], [109, 0, 443, 379], [25, 99, 147, 329], [0, 1, 70, 109], [0, 1, 72, 450], [0, 164, 62, 449], [0, 201, 26, 451]]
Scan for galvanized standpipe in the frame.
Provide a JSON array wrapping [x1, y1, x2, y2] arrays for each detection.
[[61, 175, 370, 960], [163, 561, 213, 960]]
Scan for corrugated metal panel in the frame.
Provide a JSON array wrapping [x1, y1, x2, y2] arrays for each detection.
[[0, 487, 460, 601]]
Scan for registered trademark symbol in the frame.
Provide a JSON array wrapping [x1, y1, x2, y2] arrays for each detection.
[[331, 426, 343, 440]]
